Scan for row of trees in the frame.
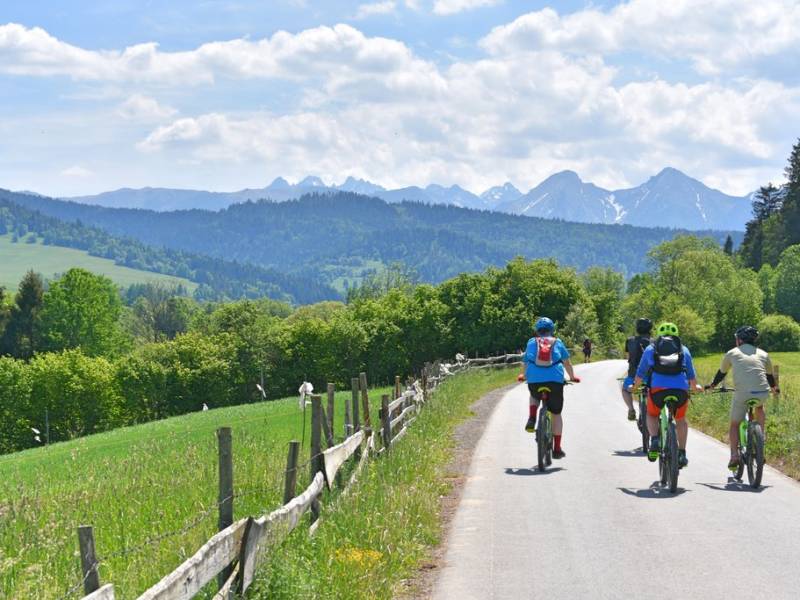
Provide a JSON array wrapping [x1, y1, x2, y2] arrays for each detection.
[[0, 258, 596, 453]]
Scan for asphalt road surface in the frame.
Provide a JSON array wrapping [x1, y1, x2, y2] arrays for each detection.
[[432, 360, 800, 599]]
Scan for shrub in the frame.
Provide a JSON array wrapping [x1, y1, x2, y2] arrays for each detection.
[[758, 314, 800, 351]]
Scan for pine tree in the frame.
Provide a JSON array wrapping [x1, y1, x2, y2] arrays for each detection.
[[723, 235, 733, 256], [0, 270, 44, 358]]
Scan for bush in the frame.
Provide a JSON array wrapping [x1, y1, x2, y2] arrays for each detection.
[[758, 314, 800, 351]]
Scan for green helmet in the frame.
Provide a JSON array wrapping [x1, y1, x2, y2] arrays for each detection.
[[657, 322, 679, 337]]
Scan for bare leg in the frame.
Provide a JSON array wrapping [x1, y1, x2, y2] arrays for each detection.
[[729, 421, 740, 458], [646, 413, 658, 436], [552, 413, 563, 435], [755, 406, 766, 430], [676, 418, 688, 450], [622, 388, 634, 411]]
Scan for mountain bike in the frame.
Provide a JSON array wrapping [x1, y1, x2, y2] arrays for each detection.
[[653, 392, 683, 493], [704, 387, 766, 489], [533, 382, 576, 472], [534, 385, 553, 472]]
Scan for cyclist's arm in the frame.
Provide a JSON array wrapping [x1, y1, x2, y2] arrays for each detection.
[[708, 351, 731, 388], [563, 358, 577, 381], [765, 354, 779, 392]]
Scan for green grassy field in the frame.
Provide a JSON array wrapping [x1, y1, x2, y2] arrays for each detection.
[[691, 351, 800, 477], [249, 368, 514, 599], [0, 385, 392, 599], [0, 234, 195, 291]]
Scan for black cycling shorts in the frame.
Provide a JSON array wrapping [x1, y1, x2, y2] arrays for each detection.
[[649, 388, 689, 412], [527, 382, 565, 415]]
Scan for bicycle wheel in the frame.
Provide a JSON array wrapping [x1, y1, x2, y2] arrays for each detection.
[[667, 423, 679, 493], [734, 453, 745, 481], [659, 447, 667, 485], [537, 412, 548, 472], [747, 423, 765, 489], [545, 418, 553, 467], [638, 400, 648, 453]]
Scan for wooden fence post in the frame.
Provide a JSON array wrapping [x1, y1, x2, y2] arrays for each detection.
[[359, 372, 371, 431], [351, 377, 361, 432], [422, 363, 429, 402], [77, 525, 100, 595], [217, 426, 234, 590], [320, 405, 335, 448], [283, 440, 300, 504], [394, 375, 401, 400], [310, 395, 323, 522], [381, 394, 392, 449], [344, 388, 352, 437], [327, 383, 335, 440]]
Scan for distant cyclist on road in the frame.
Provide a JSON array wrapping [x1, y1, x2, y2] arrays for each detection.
[[622, 318, 653, 421], [632, 322, 700, 468], [522, 317, 580, 459], [707, 326, 779, 469]]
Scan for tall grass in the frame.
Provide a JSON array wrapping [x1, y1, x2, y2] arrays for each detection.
[[249, 368, 514, 600], [691, 352, 800, 477], [0, 386, 390, 599]]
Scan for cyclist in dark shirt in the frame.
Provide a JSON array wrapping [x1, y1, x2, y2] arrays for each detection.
[[582, 338, 592, 363], [622, 318, 652, 421]]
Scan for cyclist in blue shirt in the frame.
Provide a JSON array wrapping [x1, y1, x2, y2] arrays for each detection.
[[522, 317, 580, 459], [631, 322, 701, 467]]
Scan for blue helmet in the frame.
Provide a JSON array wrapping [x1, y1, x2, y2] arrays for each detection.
[[535, 317, 555, 334]]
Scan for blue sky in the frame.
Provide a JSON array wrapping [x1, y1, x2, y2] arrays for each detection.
[[1, 0, 799, 198]]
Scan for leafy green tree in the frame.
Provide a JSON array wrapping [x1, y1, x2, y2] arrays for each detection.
[[0, 270, 44, 358], [582, 267, 624, 349], [758, 314, 800, 351], [560, 298, 599, 350], [37, 268, 124, 356], [757, 264, 777, 314], [775, 245, 800, 321]]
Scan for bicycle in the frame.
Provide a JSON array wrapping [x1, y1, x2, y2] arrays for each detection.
[[533, 381, 577, 472], [653, 392, 683, 493], [704, 387, 766, 489], [534, 385, 553, 472]]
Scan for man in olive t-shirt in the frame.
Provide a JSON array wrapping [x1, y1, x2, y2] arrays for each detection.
[[708, 326, 779, 468]]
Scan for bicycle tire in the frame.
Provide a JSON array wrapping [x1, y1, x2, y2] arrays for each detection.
[[734, 453, 745, 481], [537, 412, 548, 472], [639, 409, 648, 454], [747, 423, 765, 489], [667, 422, 679, 493], [659, 449, 667, 485]]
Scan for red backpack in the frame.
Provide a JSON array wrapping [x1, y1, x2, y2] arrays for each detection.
[[534, 336, 560, 367]]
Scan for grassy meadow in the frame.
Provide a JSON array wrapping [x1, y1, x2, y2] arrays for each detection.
[[249, 367, 515, 600], [0, 384, 392, 599], [0, 233, 195, 291], [691, 351, 800, 477]]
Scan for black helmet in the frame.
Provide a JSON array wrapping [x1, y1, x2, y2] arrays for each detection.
[[735, 326, 758, 344], [635, 318, 653, 335]]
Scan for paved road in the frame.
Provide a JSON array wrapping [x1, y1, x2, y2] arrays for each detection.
[[432, 360, 800, 600]]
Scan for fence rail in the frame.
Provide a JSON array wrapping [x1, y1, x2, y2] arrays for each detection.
[[71, 353, 521, 600]]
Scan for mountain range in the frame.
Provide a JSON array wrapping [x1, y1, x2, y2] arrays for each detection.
[[6, 189, 742, 289], [60, 168, 754, 230]]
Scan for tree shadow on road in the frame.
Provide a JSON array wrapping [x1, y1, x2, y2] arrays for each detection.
[[696, 479, 771, 493], [504, 467, 565, 476], [612, 448, 645, 457], [617, 481, 689, 498]]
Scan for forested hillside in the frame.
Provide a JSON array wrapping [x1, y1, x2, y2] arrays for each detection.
[[0, 193, 337, 303], [7, 189, 740, 284]]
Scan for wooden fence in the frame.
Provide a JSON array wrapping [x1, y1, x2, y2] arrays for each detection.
[[72, 353, 522, 600]]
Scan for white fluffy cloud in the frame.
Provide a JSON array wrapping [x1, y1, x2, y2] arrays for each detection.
[[354, 1, 397, 19], [117, 94, 177, 121], [61, 165, 94, 178], [481, 1, 800, 76], [2, 5, 799, 196], [433, 0, 500, 16]]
